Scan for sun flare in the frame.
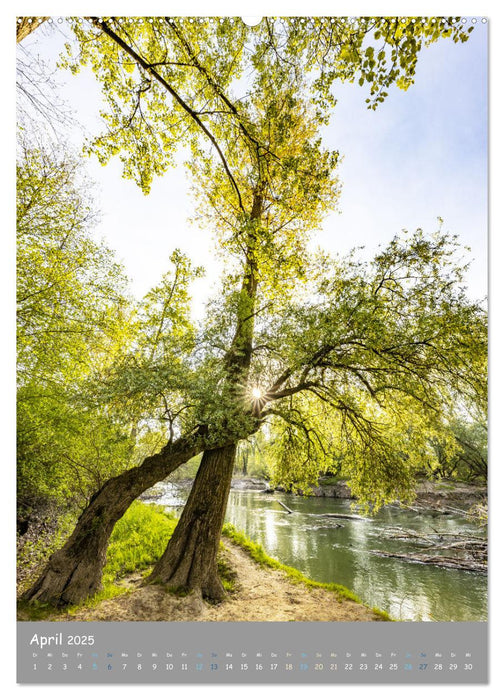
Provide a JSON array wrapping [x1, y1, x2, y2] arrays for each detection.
[[251, 387, 263, 399]]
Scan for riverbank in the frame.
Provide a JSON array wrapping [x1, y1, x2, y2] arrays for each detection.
[[230, 477, 487, 514], [19, 479, 487, 622], [17, 506, 389, 623], [24, 537, 385, 623]]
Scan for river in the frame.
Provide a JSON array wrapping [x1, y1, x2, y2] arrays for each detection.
[[147, 482, 487, 622]]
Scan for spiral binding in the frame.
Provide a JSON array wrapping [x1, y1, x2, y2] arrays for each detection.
[[17, 17, 488, 26]]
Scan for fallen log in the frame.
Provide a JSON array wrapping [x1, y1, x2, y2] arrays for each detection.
[[370, 549, 487, 573], [277, 500, 293, 514], [321, 512, 368, 521], [422, 542, 487, 556], [383, 528, 487, 544]]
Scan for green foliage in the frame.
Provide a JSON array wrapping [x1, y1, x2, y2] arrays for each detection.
[[17, 391, 135, 508], [137, 249, 203, 359], [259, 229, 487, 510], [17, 143, 126, 382], [265, 399, 335, 493], [17, 140, 130, 384], [427, 416, 487, 482], [93, 250, 204, 436], [62, 17, 473, 194], [234, 433, 271, 478], [60, 17, 473, 300], [17, 139, 136, 510]]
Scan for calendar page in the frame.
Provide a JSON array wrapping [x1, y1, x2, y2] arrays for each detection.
[[15, 11, 488, 685]]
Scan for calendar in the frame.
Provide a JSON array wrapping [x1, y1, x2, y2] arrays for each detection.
[[16, 11, 489, 689], [18, 622, 487, 683]]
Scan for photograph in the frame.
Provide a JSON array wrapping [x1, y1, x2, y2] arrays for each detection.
[[16, 15, 487, 632]]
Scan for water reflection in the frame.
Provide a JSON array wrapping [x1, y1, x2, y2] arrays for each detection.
[[150, 485, 487, 621]]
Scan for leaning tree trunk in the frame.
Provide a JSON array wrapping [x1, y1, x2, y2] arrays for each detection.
[[22, 435, 203, 606], [146, 443, 237, 600], [147, 193, 264, 601]]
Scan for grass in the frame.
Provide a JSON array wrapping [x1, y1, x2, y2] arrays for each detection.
[[73, 502, 179, 608], [221, 522, 393, 621], [104, 502, 178, 578], [18, 502, 178, 617], [217, 543, 239, 593], [372, 606, 393, 620], [19, 501, 391, 621], [17, 599, 61, 620]]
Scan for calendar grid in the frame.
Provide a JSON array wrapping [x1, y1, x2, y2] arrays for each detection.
[[18, 621, 487, 684]]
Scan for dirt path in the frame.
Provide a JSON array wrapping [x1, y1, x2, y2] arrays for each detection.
[[43, 538, 384, 622]]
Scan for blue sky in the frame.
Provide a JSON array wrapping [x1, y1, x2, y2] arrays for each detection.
[[319, 23, 487, 295], [20, 17, 488, 316]]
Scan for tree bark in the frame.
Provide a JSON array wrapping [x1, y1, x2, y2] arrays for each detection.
[[147, 192, 264, 601], [146, 443, 237, 600], [22, 434, 204, 606], [16, 17, 48, 43]]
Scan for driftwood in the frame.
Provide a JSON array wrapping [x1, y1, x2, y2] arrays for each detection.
[[378, 526, 487, 571], [390, 502, 480, 518], [275, 500, 355, 521], [384, 526, 485, 540], [321, 512, 368, 521], [277, 500, 293, 514], [371, 549, 487, 573]]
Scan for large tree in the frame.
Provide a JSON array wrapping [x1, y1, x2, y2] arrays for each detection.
[[20, 16, 485, 606]]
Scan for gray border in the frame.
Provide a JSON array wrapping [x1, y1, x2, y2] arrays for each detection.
[[18, 621, 487, 684]]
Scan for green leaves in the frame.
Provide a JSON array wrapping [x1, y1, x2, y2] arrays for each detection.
[[137, 249, 203, 357], [17, 140, 135, 508], [17, 140, 131, 385], [57, 16, 476, 298], [58, 15, 475, 296], [255, 229, 487, 508]]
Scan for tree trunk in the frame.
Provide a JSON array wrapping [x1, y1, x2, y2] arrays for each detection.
[[16, 17, 48, 43], [146, 443, 237, 600], [22, 435, 203, 606], [146, 195, 264, 602]]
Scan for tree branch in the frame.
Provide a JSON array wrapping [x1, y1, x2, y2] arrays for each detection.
[[88, 17, 245, 213]]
